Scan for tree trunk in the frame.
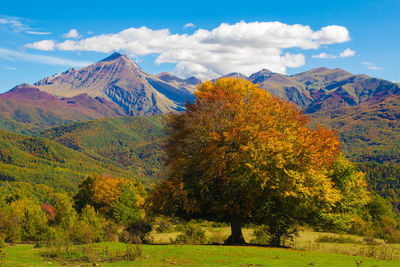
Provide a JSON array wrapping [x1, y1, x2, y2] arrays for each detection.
[[225, 218, 246, 244], [269, 235, 281, 247]]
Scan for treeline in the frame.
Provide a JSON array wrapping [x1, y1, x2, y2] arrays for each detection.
[[0, 174, 151, 247], [358, 162, 400, 211]]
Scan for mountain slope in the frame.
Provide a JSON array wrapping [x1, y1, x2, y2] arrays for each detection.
[[40, 115, 166, 183], [35, 52, 196, 115], [248, 69, 313, 108], [0, 83, 125, 134], [310, 94, 400, 164], [291, 68, 400, 113], [0, 129, 135, 192]]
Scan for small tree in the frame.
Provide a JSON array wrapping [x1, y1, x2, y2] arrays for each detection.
[[74, 174, 145, 226], [149, 78, 369, 246]]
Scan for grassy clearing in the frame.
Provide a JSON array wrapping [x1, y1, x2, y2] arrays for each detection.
[[1, 242, 400, 267], [2, 228, 400, 266]]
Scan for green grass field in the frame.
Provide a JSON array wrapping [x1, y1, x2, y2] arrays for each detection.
[[1, 242, 400, 267], [2, 225, 400, 266]]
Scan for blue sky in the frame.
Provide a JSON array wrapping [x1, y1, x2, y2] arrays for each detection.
[[0, 0, 399, 92]]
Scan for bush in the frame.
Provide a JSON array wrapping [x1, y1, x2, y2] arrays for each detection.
[[4, 198, 50, 242], [251, 225, 270, 244], [210, 221, 228, 228], [208, 230, 227, 244], [126, 220, 152, 243], [155, 220, 174, 233], [175, 224, 206, 244], [379, 216, 400, 244], [349, 216, 370, 235], [70, 205, 105, 244]]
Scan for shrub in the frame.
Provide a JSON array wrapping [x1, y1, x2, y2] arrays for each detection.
[[103, 221, 119, 242], [6, 198, 49, 242], [251, 225, 270, 244], [379, 216, 400, 244], [73, 205, 105, 244], [155, 220, 174, 233], [349, 216, 370, 235], [126, 220, 152, 243], [175, 224, 206, 244], [211, 221, 228, 228], [208, 230, 227, 244]]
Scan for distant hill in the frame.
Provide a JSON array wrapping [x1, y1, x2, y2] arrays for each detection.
[[310, 94, 400, 164], [35, 52, 196, 116], [0, 83, 125, 134], [0, 129, 136, 193], [40, 115, 166, 184]]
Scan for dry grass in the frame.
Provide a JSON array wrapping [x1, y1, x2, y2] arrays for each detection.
[[150, 224, 400, 260]]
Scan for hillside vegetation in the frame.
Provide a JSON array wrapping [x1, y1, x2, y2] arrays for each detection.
[[0, 130, 136, 192], [40, 115, 166, 184]]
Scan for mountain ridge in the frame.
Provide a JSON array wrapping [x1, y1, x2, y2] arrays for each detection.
[[34, 52, 196, 116]]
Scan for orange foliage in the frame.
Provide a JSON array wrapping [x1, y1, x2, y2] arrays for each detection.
[[154, 78, 346, 221], [92, 175, 122, 209]]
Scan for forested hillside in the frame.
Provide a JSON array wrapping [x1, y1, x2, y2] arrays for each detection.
[[40, 115, 166, 184], [0, 130, 136, 192]]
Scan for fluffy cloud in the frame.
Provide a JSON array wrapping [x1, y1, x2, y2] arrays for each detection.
[[183, 23, 196, 29], [339, 48, 355, 58], [63, 29, 80, 39], [25, 40, 55, 51], [25, 21, 350, 79], [313, 48, 355, 59]]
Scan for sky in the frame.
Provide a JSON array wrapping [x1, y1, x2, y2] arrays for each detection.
[[0, 0, 399, 93]]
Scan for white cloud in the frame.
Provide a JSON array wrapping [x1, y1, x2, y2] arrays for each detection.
[[312, 25, 350, 44], [25, 31, 51, 35], [25, 40, 55, 51], [339, 48, 355, 58], [312, 52, 337, 59], [4, 66, 17, 71], [0, 15, 50, 35], [183, 23, 196, 29], [362, 62, 383, 70], [313, 48, 355, 59], [0, 47, 90, 67], [63, 29, 80, 39], [25, 21, 351, 79]]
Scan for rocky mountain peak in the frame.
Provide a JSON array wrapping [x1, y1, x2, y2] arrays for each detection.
[[248, 69, 274, 80], [99, 51, 130, 62]]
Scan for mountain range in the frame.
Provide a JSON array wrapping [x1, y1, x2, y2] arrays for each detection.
[[0, 52, 399, 189], [35, 52, 198, 116], [2, 52, 399, 123]]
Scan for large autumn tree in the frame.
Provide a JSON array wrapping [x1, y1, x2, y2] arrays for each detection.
[[149, 78, 369, 246]]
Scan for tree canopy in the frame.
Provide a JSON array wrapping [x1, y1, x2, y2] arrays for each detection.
[[149, 78, 370, 246]]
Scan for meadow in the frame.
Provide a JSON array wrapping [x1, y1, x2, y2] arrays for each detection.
[[2, 227, 400, 266]]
